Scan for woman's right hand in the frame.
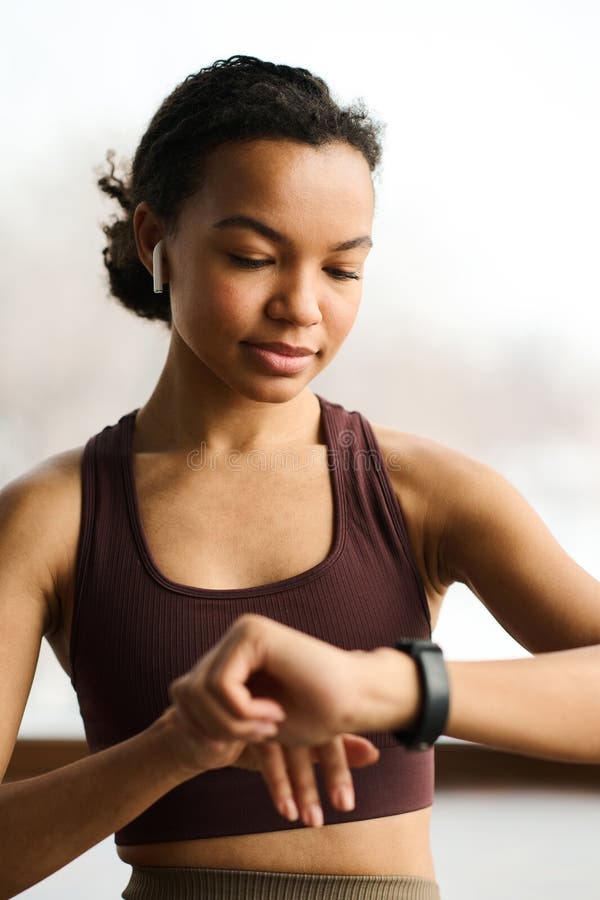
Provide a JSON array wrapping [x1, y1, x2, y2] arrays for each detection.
[[155, 702, 272, 779], [156, 703, 380, 824]]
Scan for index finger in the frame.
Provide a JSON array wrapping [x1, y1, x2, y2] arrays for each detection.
[[208, 625, 286, 722]]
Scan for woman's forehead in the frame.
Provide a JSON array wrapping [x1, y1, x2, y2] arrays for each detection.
[[181, 139, 374, 234]]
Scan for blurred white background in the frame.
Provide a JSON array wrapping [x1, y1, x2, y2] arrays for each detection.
[[1, 0, 599, 895]]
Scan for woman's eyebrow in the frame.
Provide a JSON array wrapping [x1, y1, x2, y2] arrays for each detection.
[[211, 214, 373, 252]]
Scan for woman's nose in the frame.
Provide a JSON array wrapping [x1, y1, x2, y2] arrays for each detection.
[[267, 269, 324, 325]]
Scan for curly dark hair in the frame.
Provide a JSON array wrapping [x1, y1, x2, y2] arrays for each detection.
[[96, 54, 386, 329]]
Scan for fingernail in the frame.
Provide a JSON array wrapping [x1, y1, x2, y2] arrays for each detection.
[[252, 723, 277, 740], [305, 803, 324, 827], [281, 797, 299, 821], [335, 785, 355, 811], [259, 721, 278, 733]]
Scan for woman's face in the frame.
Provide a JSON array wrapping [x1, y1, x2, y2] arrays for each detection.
[[144, 138, 374, 401]]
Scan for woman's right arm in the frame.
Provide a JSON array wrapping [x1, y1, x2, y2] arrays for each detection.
[[0, 463, 371, 898], [0, 471, 194, 898], [1, 714, 189, 897], [0, 462, 346, 897]]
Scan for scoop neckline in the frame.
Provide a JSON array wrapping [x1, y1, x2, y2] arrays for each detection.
[[121, 393, 346, 598]]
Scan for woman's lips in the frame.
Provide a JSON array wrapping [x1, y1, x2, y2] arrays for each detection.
[[243, 342, 315, 375], [246, 341, 315, 356]]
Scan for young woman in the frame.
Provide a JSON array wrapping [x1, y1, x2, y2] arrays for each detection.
[[1, 54, 599, 900]]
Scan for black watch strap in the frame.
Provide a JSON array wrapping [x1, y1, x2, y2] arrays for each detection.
[[392, 639, 450, 751]]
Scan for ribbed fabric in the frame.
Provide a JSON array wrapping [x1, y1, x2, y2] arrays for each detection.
[[70, 393, 434, 846], [121, 866, 441, 900]]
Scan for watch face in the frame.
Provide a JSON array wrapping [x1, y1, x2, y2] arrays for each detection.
[[414, 640, 442, 651], [395, 639, 442, 654], [393, 638, 449, 752]]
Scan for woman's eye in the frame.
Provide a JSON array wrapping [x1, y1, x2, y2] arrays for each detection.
[[228, 254, 361, 281], [228, 254, 269, 270], [329, 269, 361, 281]]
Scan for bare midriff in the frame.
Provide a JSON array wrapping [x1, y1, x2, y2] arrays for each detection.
[[115, 807, 436, 878]]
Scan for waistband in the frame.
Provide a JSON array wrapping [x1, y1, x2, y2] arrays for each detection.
[[121, 865, 441, 900]]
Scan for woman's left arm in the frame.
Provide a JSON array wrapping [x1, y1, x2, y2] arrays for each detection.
[[368, 447, 600, 764], [366, 641, 600, 763]]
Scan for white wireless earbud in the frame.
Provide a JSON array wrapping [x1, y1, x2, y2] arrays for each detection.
[[153, 239, 164, 293]]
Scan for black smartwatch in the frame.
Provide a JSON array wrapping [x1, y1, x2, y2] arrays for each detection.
[[392, 639, 450, 751]]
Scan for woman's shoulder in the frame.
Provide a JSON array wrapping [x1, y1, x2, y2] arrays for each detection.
[[368, 419, 485, 497], [0, 445, 86, 639], [367, 421, 490, 609], [7, 445, 86, 511]]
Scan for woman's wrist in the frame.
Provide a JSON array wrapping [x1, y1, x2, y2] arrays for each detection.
[[146, 706, 210, 784], [349, 647, 421, 735]]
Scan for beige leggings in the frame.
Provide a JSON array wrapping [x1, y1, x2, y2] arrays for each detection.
[[121, 865, 442, 899]]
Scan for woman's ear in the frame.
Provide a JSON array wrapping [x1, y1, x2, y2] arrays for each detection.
[[133, 201, 169, 283]]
